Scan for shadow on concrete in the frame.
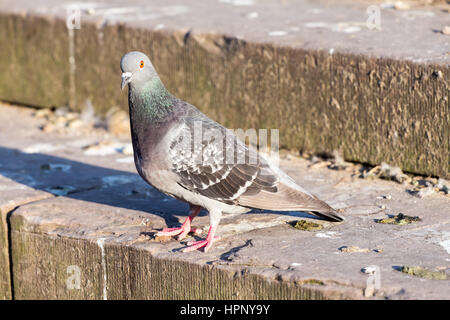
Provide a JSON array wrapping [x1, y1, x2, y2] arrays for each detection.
[[0, 146, 323, 231], [0, 146, 187, 228], [219, 239, 254, 262]]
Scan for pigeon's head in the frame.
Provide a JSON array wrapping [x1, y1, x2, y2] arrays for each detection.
[[120, 51, 156, 90]]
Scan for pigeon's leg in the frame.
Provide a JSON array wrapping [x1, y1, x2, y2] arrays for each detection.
[[156, 205, 202, 240], [182, 210, 221, 253]]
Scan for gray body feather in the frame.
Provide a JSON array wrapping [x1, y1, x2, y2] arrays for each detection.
[[121, 51, 343, 226]]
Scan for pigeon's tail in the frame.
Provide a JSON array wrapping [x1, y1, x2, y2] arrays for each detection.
[[237, 183, 344, 222], [307, 207, 344, 222]]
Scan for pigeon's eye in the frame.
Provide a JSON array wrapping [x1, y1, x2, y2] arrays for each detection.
[[139, 60, 144, 68]]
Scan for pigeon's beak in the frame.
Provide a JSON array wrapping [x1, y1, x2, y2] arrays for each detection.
[[121, 72, 132, 90]]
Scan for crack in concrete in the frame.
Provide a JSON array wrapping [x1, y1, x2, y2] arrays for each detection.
[[96, 237, 107, 300], [5, 206, 19, 300]]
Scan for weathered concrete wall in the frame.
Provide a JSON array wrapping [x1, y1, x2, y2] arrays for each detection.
[[0, 103, 449, 300], [0, 208, 11, 300], [0, 11, 448, 178], [0, 14, 69, 109], [9, 227, 328, 300], [0, 175, 53, 300]]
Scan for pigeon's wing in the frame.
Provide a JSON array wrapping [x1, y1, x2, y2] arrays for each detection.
[[168, 115, 278, 205], [168, 104, 343, 222]]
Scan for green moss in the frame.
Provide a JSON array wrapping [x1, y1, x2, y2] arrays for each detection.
[[376, 213, 421, 225], [302, 279, 325, 286], [291, 220, 324, 231], [401, 266, 448, 280]]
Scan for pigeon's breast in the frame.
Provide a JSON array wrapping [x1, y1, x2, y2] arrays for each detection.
[[132, 119, 179, 181]]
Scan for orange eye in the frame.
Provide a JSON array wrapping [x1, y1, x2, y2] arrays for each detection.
[[139, 60, 144, 68]]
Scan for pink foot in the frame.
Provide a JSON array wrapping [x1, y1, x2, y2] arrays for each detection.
[[156, 207, 201, 240], [182, 226, 219, 253], [186, 236, 220, 247], [156, 225, 202, 240]]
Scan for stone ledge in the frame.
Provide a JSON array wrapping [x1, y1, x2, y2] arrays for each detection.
[[0, 177, 53, 300], [0, 0, 448, 178], [0, 103, 449, 300]]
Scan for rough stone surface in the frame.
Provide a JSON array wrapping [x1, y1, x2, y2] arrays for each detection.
[[0, 177, 52, 300], [0, 103, 449, 299], [0, 0, 448, 178], [0, 181, 53, 300], [0, 105, 57, 299], [0, 103, 60, 299]]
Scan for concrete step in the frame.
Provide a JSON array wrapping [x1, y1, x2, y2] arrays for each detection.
[[0, 103, 449, 299], [0, 0, 448, 178]]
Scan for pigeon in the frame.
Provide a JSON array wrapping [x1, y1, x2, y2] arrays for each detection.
[[120, 51, 343, 252]]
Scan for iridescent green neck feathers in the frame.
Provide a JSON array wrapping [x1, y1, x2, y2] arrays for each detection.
[[129, 77, 175, 122]]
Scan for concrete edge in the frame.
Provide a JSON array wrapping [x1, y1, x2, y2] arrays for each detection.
[[0, 12, 448, 177]]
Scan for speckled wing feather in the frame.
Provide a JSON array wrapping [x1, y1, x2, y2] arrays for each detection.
[[169, 106, 278, 205], [168, 101, 343, 222]]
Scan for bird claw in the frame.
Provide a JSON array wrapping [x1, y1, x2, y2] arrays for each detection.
[[156, 226, 201, 240], [183, 236, 220, 253]]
